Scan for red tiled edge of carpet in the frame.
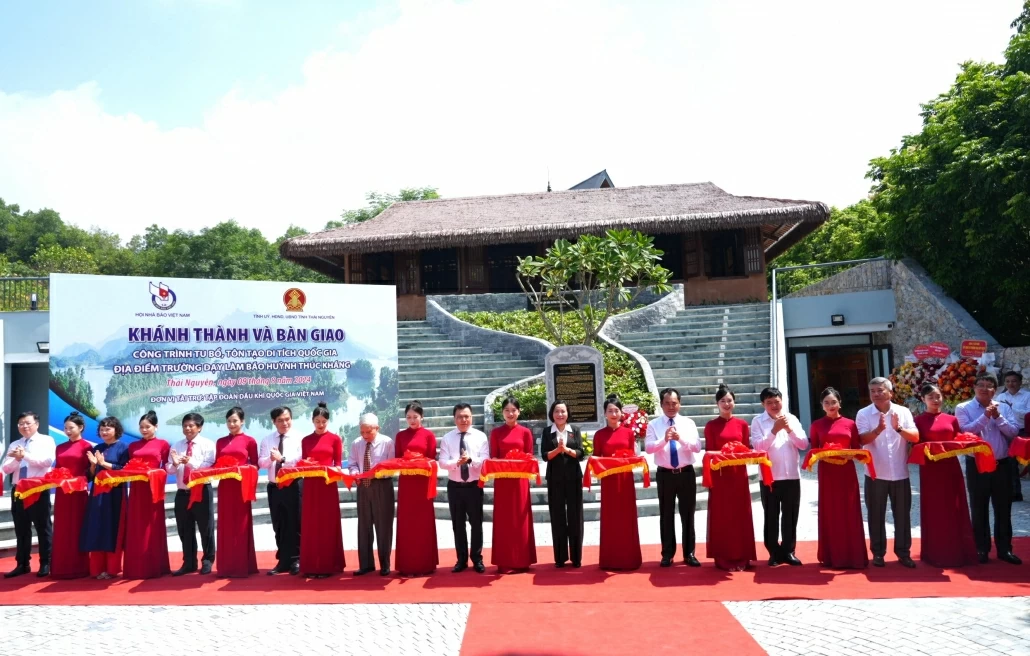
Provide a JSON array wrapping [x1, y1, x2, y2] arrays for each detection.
[[1, 539, 1027, 606]]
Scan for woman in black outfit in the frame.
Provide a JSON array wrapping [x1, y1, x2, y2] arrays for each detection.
[[539, 400, 585, 568]]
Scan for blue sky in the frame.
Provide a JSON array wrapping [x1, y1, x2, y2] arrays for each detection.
[[0, 1, 1023, 240]]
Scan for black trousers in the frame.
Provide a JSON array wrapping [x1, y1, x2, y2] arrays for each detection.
[[357, 478, 395, 571], [864, 476, 912, 558], [174, 486, 215, 568], [448, 480, 484, 565], [12, 492, 52, 567], [966, 456, 1014, 555], [547, 478, 584, 565], [760, 479, 800, 559], [657, 466, 696, 560], [268, 481, 302, 568]]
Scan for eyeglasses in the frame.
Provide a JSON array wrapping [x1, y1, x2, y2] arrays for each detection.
[[17, 421, 37, 427]]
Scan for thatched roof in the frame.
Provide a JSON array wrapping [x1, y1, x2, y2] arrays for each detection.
[[281, 182, 829, 262]]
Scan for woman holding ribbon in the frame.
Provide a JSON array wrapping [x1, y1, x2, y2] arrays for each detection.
[[593, 395, 642, 570], [488, 397, 537, 573], [703, 385, 755, 571], [914, 383, 978, 567], [808, 387, 867, 569], [123, 410, 171, 579], [50, 411, 93, 579], [299, 402, 345, 578], [81, 416, 130, 579], [214, 406, 259, 577], [393, 400, 439, 577]]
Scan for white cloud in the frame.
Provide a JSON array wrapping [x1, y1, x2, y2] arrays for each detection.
[[0, 0, 1021, 240]]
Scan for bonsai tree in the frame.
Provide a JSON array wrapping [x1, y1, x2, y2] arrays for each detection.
[[516, 229, 672, 345]]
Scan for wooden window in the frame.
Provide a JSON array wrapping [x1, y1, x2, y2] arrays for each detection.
[[421, 248, 459, 294], [348, 253, 365, 283], [395, 251, 421, 295], [744, 227, 763, 275], [684, 234, 701, 279]]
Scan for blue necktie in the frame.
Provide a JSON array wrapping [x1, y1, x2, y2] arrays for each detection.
[[669, 417, 679, 468]]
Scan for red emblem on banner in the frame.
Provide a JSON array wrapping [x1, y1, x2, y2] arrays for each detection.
[[928, 341, 951, 358], [960, 339, 988, 358], [913, 345, 932, 360], [283, 288, 306, 312]]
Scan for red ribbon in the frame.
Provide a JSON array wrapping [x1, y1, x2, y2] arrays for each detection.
[[1008, 436, 1030, 465], [94, 466, 167, 503], [702, 449, 773, 488], [909, 436, 997, 473], [802, 447, 878, 479], [13, 469, 88, 508], [479, 455, 541, 487], [355, 455, 439, 499], [583, 455, 650, 490], [186, 462, 258, 509]]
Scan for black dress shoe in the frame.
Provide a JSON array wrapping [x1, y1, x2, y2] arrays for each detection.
[[572, 561, 581, 568], [660, 558, 672, 568], [290, 563, 301, 576], [785, 554, 802, 567], [267, 566, 284, 576], [199, 562, 212, 575], [353, 567, 375, 576], [36, 564, 50, 578], [872, 556, 885, 567], [998, 552, 1023, 565], [767, 558, 781, 567], [555, 562, 566, 569], [4, 565, 30, 579], [380, 568, 391, 577], [685, 554, 701, 567], [452, 562, 468, 573], [473, 561, 486, 574], [977, 552, 989, 564], [172, 566, 197, 577], [898, 556, 917, 569]]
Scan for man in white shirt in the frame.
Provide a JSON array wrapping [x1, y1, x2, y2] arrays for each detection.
[[856, 377, 918, 568], [751, 388, 809, 567], [259, 406, 304, 575], [438, 403, 490, 573], [645, 388, 702, 568], [996, 370, 1029, 501], [167, 412, 217, 575], [2, 411, 56, 578], [956, 372, 1021, 564], [348, 413, 396, 577]]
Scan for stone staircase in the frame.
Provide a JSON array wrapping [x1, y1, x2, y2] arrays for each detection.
[[397, 321, 542, 437], [615, 303, 771, 428], [0, 466, 762, 553]]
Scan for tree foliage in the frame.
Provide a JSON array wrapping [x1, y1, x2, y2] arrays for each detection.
[[516, 229, 672, 345], [769, 200, 888, 295], [328, 186, 439, 228], [867, 3, 1030, 345]]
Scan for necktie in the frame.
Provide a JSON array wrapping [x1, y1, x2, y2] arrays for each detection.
[[362, 440, 372, 487], [184, 440, 194, 485], [669, 417, 679, 468], [275, 434, 285, 479], [459, 432, 469, 481], [18, 440, 28, 482]]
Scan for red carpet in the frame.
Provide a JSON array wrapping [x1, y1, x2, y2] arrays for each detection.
[[459, 602, 765, 656], [2, 539, 1028, 606]]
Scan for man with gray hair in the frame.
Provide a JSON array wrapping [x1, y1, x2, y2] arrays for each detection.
[[348, 413, 395, 576], [856, 377, 919, 568]]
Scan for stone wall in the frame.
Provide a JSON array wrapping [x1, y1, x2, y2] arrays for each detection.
[[784, 259, 892, 298], [425, 299, 554, 366], [685, 273, 766, 305], [889, 258, 1003, 367]]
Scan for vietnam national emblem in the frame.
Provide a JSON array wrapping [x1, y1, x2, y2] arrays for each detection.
[[283, 288, 306, 312]]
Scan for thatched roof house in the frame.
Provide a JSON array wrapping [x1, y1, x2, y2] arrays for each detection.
[[282, 179, 829, 319]]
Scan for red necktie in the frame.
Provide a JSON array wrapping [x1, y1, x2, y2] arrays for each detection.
[[184, 440, 194, 485]]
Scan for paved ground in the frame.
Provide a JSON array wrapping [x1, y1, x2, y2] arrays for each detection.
[[726, 597, 1030, 656]]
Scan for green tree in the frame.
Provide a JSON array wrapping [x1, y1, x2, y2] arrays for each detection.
[[31, 244, 100, 274], [328, 186, 439, 228], [516, 229, 672, 345], [769, 200, 888, 295], [867, 3, 1030, 345]]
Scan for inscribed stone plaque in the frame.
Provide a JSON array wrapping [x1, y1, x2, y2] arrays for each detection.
[[545, 345, 605, 430]]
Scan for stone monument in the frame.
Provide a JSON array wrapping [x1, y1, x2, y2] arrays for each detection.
[[545, 345, 606, 430]]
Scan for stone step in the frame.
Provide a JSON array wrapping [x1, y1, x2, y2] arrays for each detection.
[[395, 393, 491, 408], [648, 316, 770, 331], [676, 392, 762, 405], [399, 367, 541, 382], [654, 365, 768, 378], [402, 381, 516, 397], [649, 354, 769, 369], [398, 339, 465, 350], [397, 346, 486, 357], [669, 383, 769, 396], [621, 325, 768, 340], [627, 341, 770, 356], [618, 332, 770, 348], [421, 414, 484, 428], [653, 373, 770, 386], [399, 360, 540, 374], [676, 304, 769, 317], [679, 403, 765, 416], [399, 352, 503, 365]]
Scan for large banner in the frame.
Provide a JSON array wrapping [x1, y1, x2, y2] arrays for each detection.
[[48, 274, 398, 447]]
